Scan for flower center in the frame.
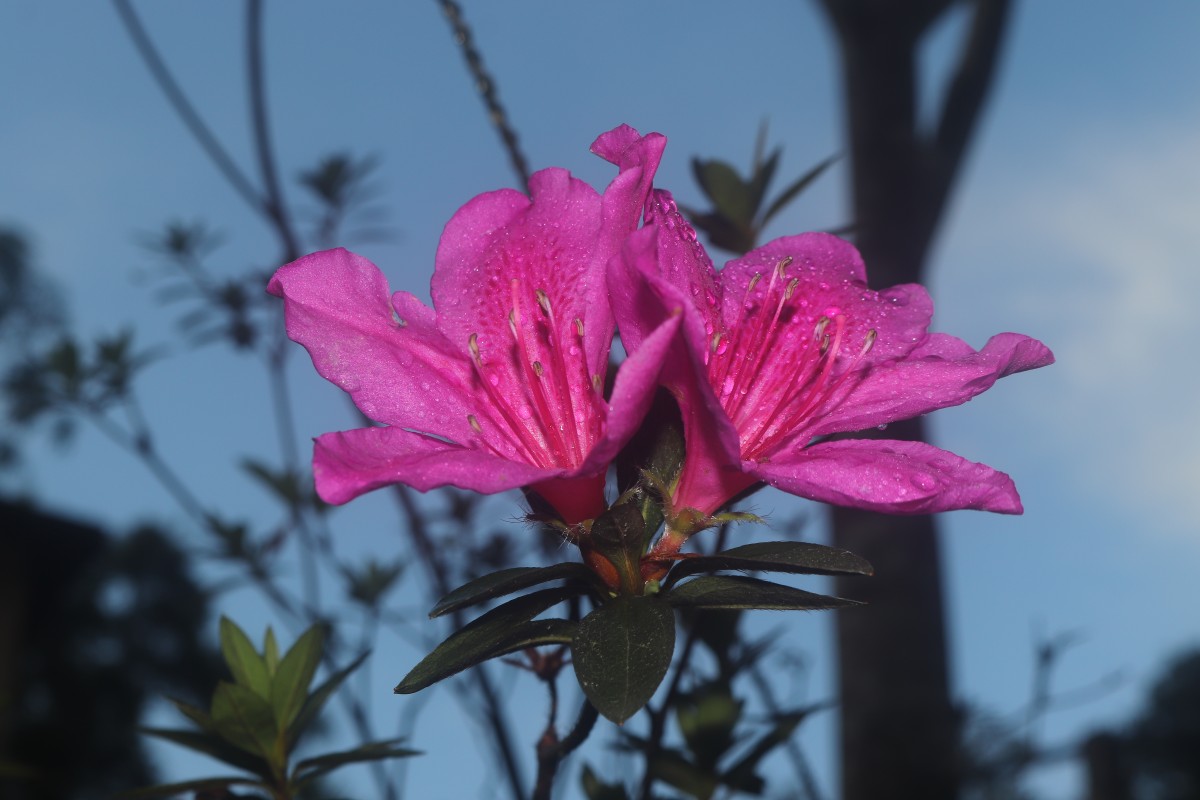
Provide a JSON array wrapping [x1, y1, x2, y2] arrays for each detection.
[[707, 258, 876, 462], [463, 279, 604, 469]]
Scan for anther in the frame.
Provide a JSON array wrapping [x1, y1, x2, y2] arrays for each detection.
[[591, 374, 603, 393], [508, 310, 518, 339], [533, 361, 544, 377], [535, 289, 552, 317], [784, 278, 800, 300], [819, 335, 831, 356], [747, 274, 762, 294], [711, 332, 723, 353], [574, 318, 584, 337], [860, 329, 877, 356], [468, 414, 482, 433], [813, 316, 830, 341], [775, 256, 793, 278], [468, 333, 481, 363]]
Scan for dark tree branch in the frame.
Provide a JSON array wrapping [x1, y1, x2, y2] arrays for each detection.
[[435, 0, 531, 191], [111, 0, 266, 216]]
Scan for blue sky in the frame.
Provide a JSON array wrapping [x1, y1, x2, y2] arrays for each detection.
[[3, 2, 1199, 798]]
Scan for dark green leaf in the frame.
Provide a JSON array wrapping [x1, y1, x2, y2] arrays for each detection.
[[581, 764, 631, 800], [693, 159, 753, 225], [270, 625, 324, 733], [662, 540, 873, 589], [748, 147, 781, 216], [219, 616, 270, 698], [240, 458, 302, 509], [665, 575, 860, 611], [397, 587, 578, 694], [761, 154, 838, 226], [114, 777, 264, 799], [615, 388, 685, 496], [140, 727, 270, 777], [263, 628, 280, 675], [293, 738, 420, 786], [211, 681, 279, 760], [168, 696, 216, 733], [721, 706, 825, 790], [649, 748, 720, 800], [572, 595, 676, 723], [676, 685, 742, 765], [287, 650, 368, 746], [429, 562, 595, 619]]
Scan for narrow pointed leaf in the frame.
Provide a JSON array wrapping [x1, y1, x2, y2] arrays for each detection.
[[665, 575, 860, 611], [293, 738, 420, 785], [168, 697, 216, 733], [140, 727, 270, 777], [573, 595, 676, 724], [748, 147, 781, 215], [694, 160, 753, 224], [211, 682, 279, 760], [263, 627, 280, 675], [397, 587, 579, 693], [662, 541, 872, 589], [270, 624, 324, 731], [760, 155, 838, 226], [219, 616, 270, 698], [287, 650, 368, 746], [722, 705, 826, 790], [429, 562, 595, 619], [581, 764, 631, 800], [115, 777, 264, 799]]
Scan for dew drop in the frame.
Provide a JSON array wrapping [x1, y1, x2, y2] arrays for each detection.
[[721, 376, 735, 397], [518, 406, 533, 420], [911, 473, 937, 491]]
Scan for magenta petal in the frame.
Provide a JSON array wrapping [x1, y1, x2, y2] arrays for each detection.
[[753, 439, 1024, 515], [267, 249, 476, 442], [577, 311, 682, 474], [314, 426, 560, 505], [804, 332, 1056, 440]]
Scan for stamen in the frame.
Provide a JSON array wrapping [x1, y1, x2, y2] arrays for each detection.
[[574, 318, 584, 337], [535, 289, 552, 317], [468, 333, 481, 363], [774, 255, 793, 278], [468, 414, 482, 433], [784, 278, 800, 300], [747, 273, 762, 294], [711, 332, 723, 353], [533, 361, 544, 377], [591, 374, 603, 393]]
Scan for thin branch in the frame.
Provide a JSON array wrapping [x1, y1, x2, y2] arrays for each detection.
[[534, 700, 599, 800], [435, 0, 531, 190], [110, 0, 266, 215], [245, 0, 302, 262]]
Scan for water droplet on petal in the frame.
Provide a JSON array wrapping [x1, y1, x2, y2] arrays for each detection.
[[721, 376, 735, 397], [911, 473, 937, 491]]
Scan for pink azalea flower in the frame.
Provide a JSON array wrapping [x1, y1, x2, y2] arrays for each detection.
[[268, 126, 677, 525], [608, 189, 1054, 535]]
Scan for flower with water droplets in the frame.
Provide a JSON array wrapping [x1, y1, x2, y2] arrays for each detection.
[[608, 188, 1053, 546], [268, 126, 677, 525]]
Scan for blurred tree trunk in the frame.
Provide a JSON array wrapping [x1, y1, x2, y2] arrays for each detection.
[[813, 2, 1013, 798], [1082, 732, 1132, 800]]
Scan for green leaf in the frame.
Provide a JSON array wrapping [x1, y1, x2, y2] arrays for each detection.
[[168, 696, 216, 733], [760, 154, 838, 226], [396, 587, 578, 694], [292, 738, 420, 786], [649, 748, 720, 800], [287, 650, 368, 746], [581, 763, 631, 800], [219, 616, 270, 698], [748, 147, 781, 216], [721, 706, 824, 791], [241, 457, 302, 509], [676, 686, 742, 765], [662, 540, 873, 589], [692, 159, 753, 225], [114, 777, 264, 799], [665, 575, 860, 611], [211, 681, 279, 760], [270, 624, 324, 732], [572, 595, 676, 724], [429, 562, 595, 619], [263, 627, 280, 675], [141, 727, 271, 777]]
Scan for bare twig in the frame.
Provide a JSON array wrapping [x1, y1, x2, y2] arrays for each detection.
[[435, 0, 531, 190]]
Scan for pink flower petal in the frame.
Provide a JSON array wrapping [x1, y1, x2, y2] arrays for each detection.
[[267, 248, 476, 442], [314, 425, 562, 505], [802, 332, 1057, 440], [752, 438, 1024, 515]]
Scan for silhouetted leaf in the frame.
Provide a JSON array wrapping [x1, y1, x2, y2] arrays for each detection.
[[293, 738, 420, 786], [397, 587, 578, 693], [581, 764, 631, 800], [761, 155, 838, 226], [115, 776, 263, 799], [140, 727, 269, 777], [662, 540, 873, 589], [665, 575, 860, 611], [287, 650, 368, 747], [429, 562, 595, 619], [573, 595, 676, 723]]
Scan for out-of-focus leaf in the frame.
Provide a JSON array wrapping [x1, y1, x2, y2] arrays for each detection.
[[219, 617, 270, 699], [263, 628, 280, 675], [429, 562, 594, 619], [140, 727, 270, 777], [292, 738, 419, 786], [286, 650, 368, 747], [721, 706, 825, 791], [397, 587, 578, 694], [589, 503, 651, 595], [270, 625, 324, 732], [573, 595, 676, 724], [240, 458, 303, 509], [211, 682, 278, 760], [115, 776, 263, 799], [665, 575, 860, 611], [761, 154, 839, 226]]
